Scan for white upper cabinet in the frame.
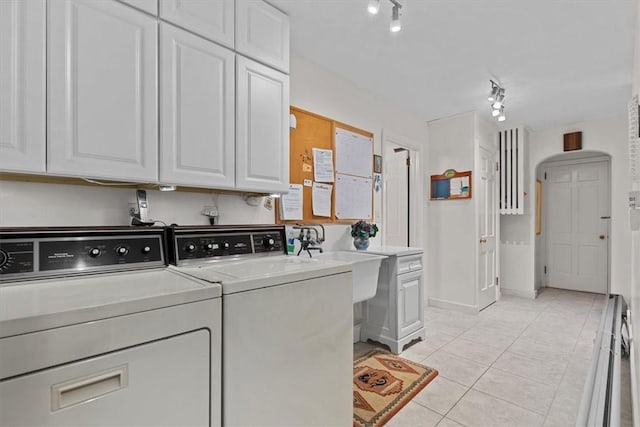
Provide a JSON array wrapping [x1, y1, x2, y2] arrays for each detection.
[[236, 0, 289, 73], [160, 0, 234, 48], [236, 56, 289, 193], [160, 23, 235, 188], [118, 0, 158, 15], [0, 0, 46, 174], [48, 0, 158, 182]]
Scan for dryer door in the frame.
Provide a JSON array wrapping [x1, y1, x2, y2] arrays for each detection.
[[0, 329, 210, 426]]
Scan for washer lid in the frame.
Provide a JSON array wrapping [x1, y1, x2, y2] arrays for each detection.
[[0, 268, 221, 338], [174, 255, 352, 295]]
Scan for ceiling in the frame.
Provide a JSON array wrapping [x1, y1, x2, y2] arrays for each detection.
[[270, 0, 637, 131]]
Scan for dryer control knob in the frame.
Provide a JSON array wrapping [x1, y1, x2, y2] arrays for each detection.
[[88, 248, 101, 258], [262, 237, 275, 248], [204, 242, 214, 251], [185, 243, 197, 253], [0, 249, 8, 268], [115, 246, 129, 256], [141, 246, 151, 254], [222, 241, 230, 250]]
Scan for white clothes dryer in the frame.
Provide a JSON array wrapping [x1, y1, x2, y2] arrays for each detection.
[[0, 227, 221, 427], [168, 225, 354, 427]]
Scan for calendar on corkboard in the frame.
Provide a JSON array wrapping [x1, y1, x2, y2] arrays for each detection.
[[276, 107, 374, 224]]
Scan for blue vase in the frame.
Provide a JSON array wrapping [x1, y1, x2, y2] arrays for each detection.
[[353, 237, 370, 250]]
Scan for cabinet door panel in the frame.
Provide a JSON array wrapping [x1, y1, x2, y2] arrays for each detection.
[[160, 0, 234, 48], [0, 0, 46, 173], [236, 56, 289, 193], [118, 0, 158, 15], [48, 0, 158, 182], [397, 270, 423, 337], [236, 0, 289, 73], [160, 24, 235, 188]]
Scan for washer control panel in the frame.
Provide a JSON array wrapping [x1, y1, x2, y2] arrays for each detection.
[[171, 226, 286, 264], [0, 228, 165, 283]]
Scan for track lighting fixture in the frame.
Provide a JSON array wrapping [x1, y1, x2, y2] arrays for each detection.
[[366, 0, 403, 33], [367, 0, 380, 15], [488, 80, 506, 122], [491, 88, 505, 109]]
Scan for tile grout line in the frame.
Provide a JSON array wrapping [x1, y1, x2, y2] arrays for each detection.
[[541, 293, 599, 425], [417, 294, 556, 425], [408, 289, 599, 426]]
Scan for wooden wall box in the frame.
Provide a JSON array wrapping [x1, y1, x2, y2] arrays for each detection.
[[563, 131, 582, 151]]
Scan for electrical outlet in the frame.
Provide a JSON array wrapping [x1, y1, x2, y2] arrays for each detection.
[[201, 205, 218, 217], [128, 203, 139, 217]]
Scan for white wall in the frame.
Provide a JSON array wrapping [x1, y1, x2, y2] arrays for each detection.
[[289, 54, 429, 251], [500, 115, 630, 301], [634, 0, 640, 97], [426, 112, 477, 309], [0, 180, 274, 226]]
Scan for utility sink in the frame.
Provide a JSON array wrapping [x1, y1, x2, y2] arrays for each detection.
[[315, 251, 387, 303]]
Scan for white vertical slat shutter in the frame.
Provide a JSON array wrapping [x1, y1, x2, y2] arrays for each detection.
[[499, 127, 525, 214]]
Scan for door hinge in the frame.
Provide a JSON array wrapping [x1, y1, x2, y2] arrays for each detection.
[[406, 158, 411, 167], [544, 172, 547, 180], [496, 276, 499, 286], [496, 161, 500, 172], [544, 265, 547, 274]]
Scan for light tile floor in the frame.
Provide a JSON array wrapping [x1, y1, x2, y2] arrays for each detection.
[[354, 288, 633, 427]]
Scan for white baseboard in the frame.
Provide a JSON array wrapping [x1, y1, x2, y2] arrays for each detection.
[[427, 298, 478, 315], [501, 287, 538, 299], [353, 322, 361, 344]]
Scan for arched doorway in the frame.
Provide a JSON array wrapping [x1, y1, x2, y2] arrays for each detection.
[[535, 151, 612, 294]]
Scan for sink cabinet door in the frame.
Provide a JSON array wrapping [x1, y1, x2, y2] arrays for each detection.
[[397, 270, 423, 337]]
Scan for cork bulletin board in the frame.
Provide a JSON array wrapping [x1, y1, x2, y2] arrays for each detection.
[[276, 107, 374, 224]]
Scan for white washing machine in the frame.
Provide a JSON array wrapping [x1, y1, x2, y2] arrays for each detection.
[[168, 225, 354, 427], [0, 227, 222, 427]]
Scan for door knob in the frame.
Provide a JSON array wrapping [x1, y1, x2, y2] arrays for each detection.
[[480, 238, 487, 244], [599, 235, 606, 240]]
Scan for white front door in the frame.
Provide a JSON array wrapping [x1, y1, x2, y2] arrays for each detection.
[[383, 145, 410, 246], [478, 147, 498, 310], [545, 160, 609, 293]]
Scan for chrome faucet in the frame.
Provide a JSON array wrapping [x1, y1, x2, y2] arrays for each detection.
[[293, 224, 325, 257]]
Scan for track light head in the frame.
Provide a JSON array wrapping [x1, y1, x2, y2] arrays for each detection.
[[488, 81, 500, 102], [491, 107, 501, 117], [367, 0, 380, 15], [497, 106, 506, 122], [390, 4, 401, 32]]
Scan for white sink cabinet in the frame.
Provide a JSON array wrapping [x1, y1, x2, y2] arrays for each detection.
[[360, 247, 425, 354]]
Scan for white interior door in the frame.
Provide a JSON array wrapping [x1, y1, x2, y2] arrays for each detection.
[[478, 147, 498, 310], [383, 145, 410, 246], [545, 160, 609, 293]]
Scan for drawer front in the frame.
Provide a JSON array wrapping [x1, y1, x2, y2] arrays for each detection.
[[397, 254, 423, 275]]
